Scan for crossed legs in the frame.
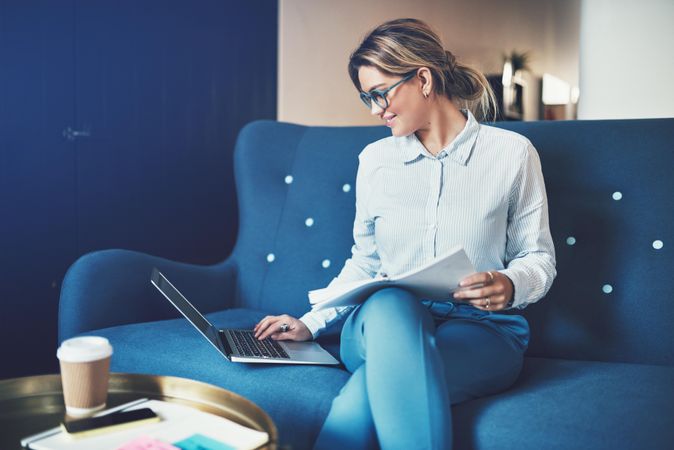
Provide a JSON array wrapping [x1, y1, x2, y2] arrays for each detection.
[[313, 288, 524, 450]]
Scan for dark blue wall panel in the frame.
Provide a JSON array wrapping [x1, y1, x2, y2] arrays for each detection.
[[0, 0, 78, 379], [0, 0, 277, 378]]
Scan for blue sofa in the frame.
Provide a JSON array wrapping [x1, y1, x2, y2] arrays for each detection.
[[59, 118, 674, 449]]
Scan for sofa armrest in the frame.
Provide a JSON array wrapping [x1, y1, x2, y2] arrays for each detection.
[[58, 249, 238, 342]]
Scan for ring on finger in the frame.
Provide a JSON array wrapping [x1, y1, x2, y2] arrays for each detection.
[[279, 323, 289, 333], [485, 297, 491, 309], [487, 271, 494, 284]]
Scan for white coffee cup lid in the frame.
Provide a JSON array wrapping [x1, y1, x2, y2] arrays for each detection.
[[57, 336, 113, 363]]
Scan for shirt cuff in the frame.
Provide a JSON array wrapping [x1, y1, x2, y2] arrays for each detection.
[[298, 311, 325, 340], [497, 268, 529, 310]]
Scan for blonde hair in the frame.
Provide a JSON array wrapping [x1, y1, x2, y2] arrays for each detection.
[[348, 18, 498, 122]]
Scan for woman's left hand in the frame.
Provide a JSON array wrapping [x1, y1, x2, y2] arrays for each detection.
[[453, 271, 514, 311]]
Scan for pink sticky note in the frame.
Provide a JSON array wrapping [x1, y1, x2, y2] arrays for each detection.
[[116, 435, 181, 450]]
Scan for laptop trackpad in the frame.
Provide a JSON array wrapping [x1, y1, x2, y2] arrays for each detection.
[[282, 341, 330, 357]]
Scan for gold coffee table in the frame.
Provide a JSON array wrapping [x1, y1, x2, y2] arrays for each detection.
[[0, 372, 277, 450]]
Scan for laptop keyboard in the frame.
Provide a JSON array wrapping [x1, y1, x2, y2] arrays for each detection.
[[224, 330, 290, 359]]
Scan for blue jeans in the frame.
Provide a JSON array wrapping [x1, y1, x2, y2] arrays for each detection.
[[313, 287, 529, 450]]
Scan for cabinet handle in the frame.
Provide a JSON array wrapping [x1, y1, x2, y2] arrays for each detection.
[[63, 127, 91, 141]]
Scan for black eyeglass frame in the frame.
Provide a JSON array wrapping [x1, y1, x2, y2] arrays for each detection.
[[359, 72, 417, 110]]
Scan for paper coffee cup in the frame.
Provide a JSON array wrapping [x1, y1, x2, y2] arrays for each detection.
[[57, 336, 113, 417]]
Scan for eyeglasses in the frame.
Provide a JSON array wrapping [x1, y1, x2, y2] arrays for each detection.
[[359, 72, 416, 110]]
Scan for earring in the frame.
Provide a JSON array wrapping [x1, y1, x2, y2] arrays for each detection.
[[424, 92, 429, 99]]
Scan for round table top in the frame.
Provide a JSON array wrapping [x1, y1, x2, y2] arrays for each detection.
[[0, 372, 277, 450]]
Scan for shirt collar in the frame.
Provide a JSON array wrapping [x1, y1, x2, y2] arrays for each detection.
[[397, 108, 480, 166]]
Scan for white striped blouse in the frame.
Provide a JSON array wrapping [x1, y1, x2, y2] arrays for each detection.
[[299, 108, 557, 338]]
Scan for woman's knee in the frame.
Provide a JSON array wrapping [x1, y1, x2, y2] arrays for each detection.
[[358, 288, 434, 337], [361, 287, 422, 318]]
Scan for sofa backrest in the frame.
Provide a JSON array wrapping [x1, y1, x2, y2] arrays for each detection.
[[230, 118, 674, 367]]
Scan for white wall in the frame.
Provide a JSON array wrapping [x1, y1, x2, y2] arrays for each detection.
[[279, 0, 580, 126], [578, 0, 674, 119]]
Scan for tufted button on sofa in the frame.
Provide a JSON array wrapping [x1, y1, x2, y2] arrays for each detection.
[[59, 118, 674, 449]]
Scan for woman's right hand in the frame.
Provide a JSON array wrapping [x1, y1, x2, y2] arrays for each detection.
[[253, 314, 313, 342]]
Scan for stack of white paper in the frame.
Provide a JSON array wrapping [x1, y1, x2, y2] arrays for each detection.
[[308, 245, 480, 311]]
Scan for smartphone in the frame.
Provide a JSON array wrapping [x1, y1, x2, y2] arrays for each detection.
[[61, 407, 160, 438]]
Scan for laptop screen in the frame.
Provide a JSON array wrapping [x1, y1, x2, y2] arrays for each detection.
[[151, 269, 220, 347]]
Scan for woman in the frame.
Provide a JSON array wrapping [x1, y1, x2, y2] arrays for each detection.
[[254, 18, 556, 450]]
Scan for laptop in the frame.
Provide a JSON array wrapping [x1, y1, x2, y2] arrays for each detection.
[[150, 268, 340, 365]]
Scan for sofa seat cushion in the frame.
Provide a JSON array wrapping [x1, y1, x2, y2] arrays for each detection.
[[86, 311, 674, 450], [452, 357, 674, 449], [85, 308, 350, 450]]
